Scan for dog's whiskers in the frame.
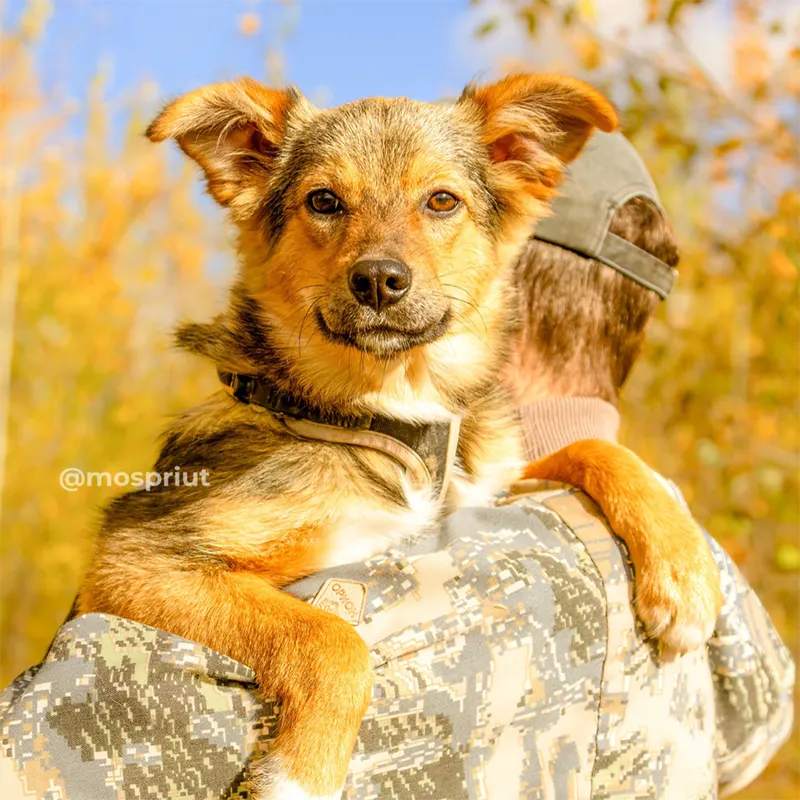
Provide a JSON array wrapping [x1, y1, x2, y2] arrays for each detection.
[[437, 265, 477, 280], [441, 283, 487, 322], [378, 357, 390, 399], [443, 297, 487, 337], [280, 283, 326, 305], [296, 297, 323, 354]]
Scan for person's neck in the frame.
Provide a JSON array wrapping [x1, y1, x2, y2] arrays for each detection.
[[518, 396, 620, 461]]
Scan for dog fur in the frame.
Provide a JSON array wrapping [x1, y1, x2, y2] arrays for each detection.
[[77, 75, 721, 799]]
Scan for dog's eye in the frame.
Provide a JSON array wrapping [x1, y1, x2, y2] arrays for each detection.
[[308, 190, 341, 214], [427, 192, 460, 214]]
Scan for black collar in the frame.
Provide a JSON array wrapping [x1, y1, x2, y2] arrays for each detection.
[[219, 370, 461, 500]]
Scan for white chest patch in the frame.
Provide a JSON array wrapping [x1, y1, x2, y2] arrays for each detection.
[[321, 481, 438, 569], [448, 457, 526, 509]]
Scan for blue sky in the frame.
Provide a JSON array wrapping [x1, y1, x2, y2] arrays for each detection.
[[6, 0, 490, 109]]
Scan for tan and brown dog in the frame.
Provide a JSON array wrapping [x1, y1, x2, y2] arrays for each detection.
[[77, 75, 722, 799]]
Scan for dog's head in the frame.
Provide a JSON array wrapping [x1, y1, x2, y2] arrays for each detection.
[[148, 76, 615, 404]]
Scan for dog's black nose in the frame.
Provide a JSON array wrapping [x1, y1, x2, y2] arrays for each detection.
[[348, 259, 411, 311]]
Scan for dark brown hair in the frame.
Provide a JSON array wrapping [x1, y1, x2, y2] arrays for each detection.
[[514, 196, 680, 404]]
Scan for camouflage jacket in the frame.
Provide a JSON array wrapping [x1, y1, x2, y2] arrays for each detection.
[[1, 481, 794, 800]]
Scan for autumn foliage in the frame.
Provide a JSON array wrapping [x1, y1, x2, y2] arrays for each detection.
[[0, 1, 224, 675], [0, 1, 797, 798]]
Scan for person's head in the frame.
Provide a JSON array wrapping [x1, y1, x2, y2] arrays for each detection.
[[509, 131, 679, 406]]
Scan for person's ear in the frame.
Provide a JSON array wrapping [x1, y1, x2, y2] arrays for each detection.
[[460, 74, 617, 216], [146, 78, 314, 216]]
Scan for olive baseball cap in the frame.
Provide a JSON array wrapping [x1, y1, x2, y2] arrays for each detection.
[[533, 131, 677, 299]]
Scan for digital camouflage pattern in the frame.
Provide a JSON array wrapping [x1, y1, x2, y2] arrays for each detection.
[[1, 482, 793, 800]]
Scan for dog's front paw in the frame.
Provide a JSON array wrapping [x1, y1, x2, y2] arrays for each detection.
[[257, 775, 342, 800], [248, 759, 344, 800], [633, 537, 722, 654], [247, 613, 370, 800], [521, 440, 724, 655]]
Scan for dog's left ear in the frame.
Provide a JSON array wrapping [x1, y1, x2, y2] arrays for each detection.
[[146, 78, 313, 216], [460, 74, 617, 213]]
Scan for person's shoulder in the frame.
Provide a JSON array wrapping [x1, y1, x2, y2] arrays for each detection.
[[281, 488, 613, 676], [497, 478, 634, 588], [1, 612, 267, 800], [338, 488, 616, 796], [288, 487, 610, 615]]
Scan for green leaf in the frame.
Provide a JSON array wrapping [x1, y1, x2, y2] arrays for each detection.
[[475, 18, 498, 38], [520, 9, 537, 35]]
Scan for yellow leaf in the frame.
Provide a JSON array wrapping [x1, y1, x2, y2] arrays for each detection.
[[769, 249, 798, 280], [753, 413, 777, 440], [709, 157, 729, 184], [775, 543, 800, 572], [572, 30, 601, 70], [577, 0, 596, 23], [239, 13, 261, 37], [713, 138, 744, 156]]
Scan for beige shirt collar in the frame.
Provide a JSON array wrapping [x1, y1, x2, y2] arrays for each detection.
[[518, 396, 621, 461]]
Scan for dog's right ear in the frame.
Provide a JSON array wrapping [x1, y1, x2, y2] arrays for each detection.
[[146, 78, 310, 212], [459, 75, 617, 226]]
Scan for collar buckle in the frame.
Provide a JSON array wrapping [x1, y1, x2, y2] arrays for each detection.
[[230, 374, 254, 404]]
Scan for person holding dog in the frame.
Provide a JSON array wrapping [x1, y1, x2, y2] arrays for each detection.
[[1, 132, 792, 800]]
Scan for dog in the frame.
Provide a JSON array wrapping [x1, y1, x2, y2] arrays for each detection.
[[76, 74, 722, 799]]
